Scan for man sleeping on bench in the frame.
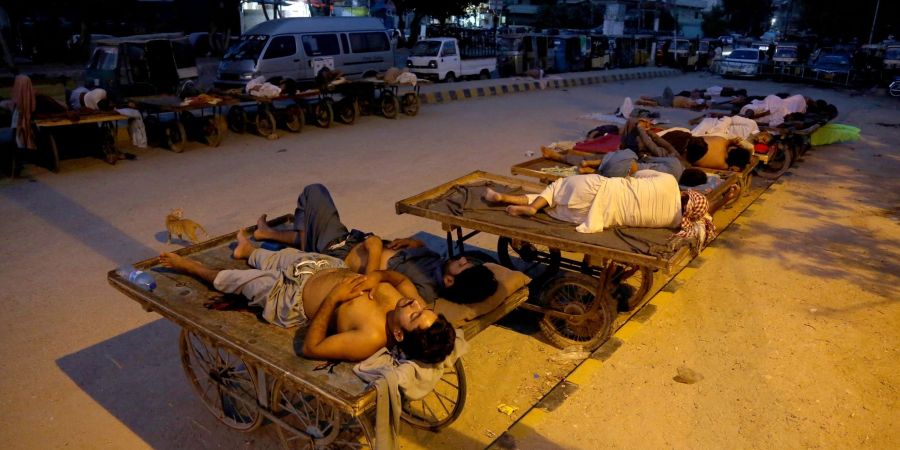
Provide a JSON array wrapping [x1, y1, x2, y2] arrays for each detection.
[[159, 230, 456, 364], [253, 184, 498, 305]]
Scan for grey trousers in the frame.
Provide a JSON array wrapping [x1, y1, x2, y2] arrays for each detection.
[[213, 248, 345, 328]]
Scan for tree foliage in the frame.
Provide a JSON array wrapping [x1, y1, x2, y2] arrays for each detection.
[[392, 0, 477, 46], [536, 1, 603, 30], [703, 0, 772, 38], [799, 0, 899, 43], [701, 6, 729, 38]]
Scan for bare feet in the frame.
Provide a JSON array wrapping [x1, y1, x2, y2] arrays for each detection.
[[233, 228, 256, 260], [483, 187, 503, 203], [507, 205, 537, 217], [159, 252, 198, 273], [541, 146, 565, 162], [253, 214, 273, 241]]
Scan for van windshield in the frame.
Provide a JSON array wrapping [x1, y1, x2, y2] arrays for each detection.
[[224, 35, 268, 61], [411, 41, 442, 57]]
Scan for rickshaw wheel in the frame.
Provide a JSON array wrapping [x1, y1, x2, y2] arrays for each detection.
[[283, 105, 304, 133], [227, 106, 248, 134], [314, 101, 334, 128], [538, 272, 616, 351], [337, 99, 359, 125], [166, 122, 187, 153], [203, 117, 222, 147], [755, 143, 793, 179], [380, 94, 399, 119], [400, 93, 419, 117], [271, 379, 374, 449], [497, 237, 561, 278], [179, 329, 263, 432], [256, 110, 277, 137], [401, 358, 466, 431]]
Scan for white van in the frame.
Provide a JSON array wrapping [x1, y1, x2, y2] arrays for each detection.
[[215, 17, 394, 89]]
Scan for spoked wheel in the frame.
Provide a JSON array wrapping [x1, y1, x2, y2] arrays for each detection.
[[255, 109, 277, 137], [380, 94, 399, 119], [227, 106, 248, 134], [599, 262, 654, 311], [400, 93, 419, 117], [497, 236, 561, 279], [283, 105, 304, 133], [538, 272, 616, 351], [179, 329, 262, 431], [337, 99, 359, 125], [166, 121, 187, 153], [203, 116, 222, 147], [314, 101, 334, 128], [401, 358, 466, 431], [271, 379, 374, 449], [755, 143, 793, 179]]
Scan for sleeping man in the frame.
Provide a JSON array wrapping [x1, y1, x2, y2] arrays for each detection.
[[253, 184, 498, 305], [483, 170, 716, 247], [159, 230, 456, 363]]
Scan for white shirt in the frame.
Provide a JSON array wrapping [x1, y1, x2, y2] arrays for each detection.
[[527, 170, 682, 233]]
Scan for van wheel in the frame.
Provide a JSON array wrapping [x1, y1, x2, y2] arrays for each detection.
[[444, 72, 456, 83], [479, 70, 490, 80]]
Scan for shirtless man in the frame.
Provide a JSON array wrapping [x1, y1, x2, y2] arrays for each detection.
[[253, 184, 497, 304], [159, 231, 456, 363]]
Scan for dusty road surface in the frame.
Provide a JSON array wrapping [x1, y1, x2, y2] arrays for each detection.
[[0, 72, 898, 449]]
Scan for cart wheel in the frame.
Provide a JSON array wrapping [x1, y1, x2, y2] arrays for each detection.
[[401, 358, 466, 431], [337, 99, 359, 125], [45, 132, 61, 173], [227, 106, 248, 134], [497, 236, 561, 278], [179, 329, 262, 431], [755, 143, 793, 179], [380, 94, 399, 119], [314, 101, 334, 128], [203, 116, 222, 147], [271, 379, 374, 449], [538, 272, 617, 351], [401, 93, 420, 117], [606, 263, 654, 311], [166, 122, 187, 153], [283, 105, 304, 133], [255, 110, 277, 137]]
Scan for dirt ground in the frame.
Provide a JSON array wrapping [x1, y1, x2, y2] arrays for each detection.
[[0, 72, 897, 449]]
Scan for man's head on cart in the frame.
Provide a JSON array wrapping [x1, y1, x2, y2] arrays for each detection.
[[387, 297, 456, 364], [439, 255, 498, 305]]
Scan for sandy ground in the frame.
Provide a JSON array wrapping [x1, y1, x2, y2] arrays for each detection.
[[0, 72, 897, 449]]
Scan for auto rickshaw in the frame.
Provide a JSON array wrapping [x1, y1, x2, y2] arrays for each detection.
[[85, 33, 199, 100]]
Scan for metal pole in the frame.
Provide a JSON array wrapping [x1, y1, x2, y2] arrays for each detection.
[[868, 0, 882, 44]]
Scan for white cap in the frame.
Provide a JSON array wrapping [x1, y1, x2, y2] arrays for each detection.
[[83, 88, 107, 110]]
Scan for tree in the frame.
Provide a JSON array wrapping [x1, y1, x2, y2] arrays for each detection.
[[393, 0, 478, 47], [720, 0, 773, 37], [701, 6, 729, 38], [799, 0, 899, 43]]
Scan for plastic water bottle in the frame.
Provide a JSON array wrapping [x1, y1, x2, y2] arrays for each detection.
[[117, 266, 157, 291]]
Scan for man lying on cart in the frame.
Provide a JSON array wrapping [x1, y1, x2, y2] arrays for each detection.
[[159, 229, 457, 364]]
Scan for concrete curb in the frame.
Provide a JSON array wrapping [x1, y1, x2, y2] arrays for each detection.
[[419, 68, 681, 105]]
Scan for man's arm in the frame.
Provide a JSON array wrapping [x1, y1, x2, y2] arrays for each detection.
[[302, 276, 381, 361], [358, 270, 426, 304], [362, 235, 383, 275], [386, 237, 425, 250]]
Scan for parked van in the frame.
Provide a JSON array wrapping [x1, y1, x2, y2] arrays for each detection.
[[215, 17, 394, 89]]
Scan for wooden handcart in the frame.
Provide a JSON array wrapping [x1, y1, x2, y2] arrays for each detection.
[[108, 214, 531, 447], [33, 111, 129, 172], [130, 95, 234, 152]]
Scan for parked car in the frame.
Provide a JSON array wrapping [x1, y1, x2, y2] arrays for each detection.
[[215, 17, 394, 89], [719, 47, 767, 78], [810, 53, 852, 82]]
